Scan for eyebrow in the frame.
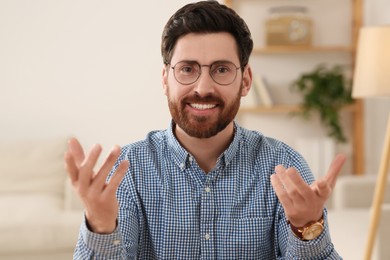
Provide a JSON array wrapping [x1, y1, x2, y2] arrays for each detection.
[[176, 59, 236, 65]]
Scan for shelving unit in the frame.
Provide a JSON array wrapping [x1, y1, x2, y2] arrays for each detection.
[[252, 46, 353, 54], [240, 104, 358, 114], [225, 0, 365, 175]]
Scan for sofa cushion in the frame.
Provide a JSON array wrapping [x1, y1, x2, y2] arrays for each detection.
[[0, 137, 68, 196], [333, 175, 390, 209], [0, 194, 82, 253]]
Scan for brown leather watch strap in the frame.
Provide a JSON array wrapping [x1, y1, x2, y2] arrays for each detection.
[[288, 215, 324, 240]]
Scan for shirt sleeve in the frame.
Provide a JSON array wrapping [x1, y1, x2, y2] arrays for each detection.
[[73, 218, 127, 259], [73, 168, 139, 259], [73, 203, 139, 260], [284, 210, 341, 259]]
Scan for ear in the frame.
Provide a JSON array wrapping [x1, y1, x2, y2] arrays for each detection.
[[162, 65, 169, 96], [241, 64, 253, 97]]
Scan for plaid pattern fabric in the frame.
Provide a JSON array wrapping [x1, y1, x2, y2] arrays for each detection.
[[74, 121, 341, 259]]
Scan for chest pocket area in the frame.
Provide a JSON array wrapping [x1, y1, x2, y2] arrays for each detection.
[[224, 217, 274, 259]]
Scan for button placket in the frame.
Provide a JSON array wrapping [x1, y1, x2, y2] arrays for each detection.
[[179, 162, 185, 170], [200, 177, 215, 259], [201, 178, 214, 234]]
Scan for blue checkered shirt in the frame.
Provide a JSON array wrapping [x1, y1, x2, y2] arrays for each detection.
[[74, 121, 341, 259]]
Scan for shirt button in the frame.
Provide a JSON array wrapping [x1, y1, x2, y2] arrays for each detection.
[[113, 239, 121, 245], [180, 163, 185, 170], [205, 233, 210, 240], [205, 187, 211, 193]]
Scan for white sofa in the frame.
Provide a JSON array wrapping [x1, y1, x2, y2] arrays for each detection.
[[0, 137, 83, 260], [328, 175, 390, 260]]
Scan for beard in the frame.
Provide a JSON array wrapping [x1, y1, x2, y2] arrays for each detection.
[[167, 85, 242, 139]]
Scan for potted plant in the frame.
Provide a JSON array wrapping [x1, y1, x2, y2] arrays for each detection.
[[291, 64, 354, 143]]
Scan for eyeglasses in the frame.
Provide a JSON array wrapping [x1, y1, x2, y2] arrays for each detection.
[[169, 60, 242, 86]]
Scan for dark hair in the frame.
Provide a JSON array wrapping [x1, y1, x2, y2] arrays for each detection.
[[161, 1, 253, 69]]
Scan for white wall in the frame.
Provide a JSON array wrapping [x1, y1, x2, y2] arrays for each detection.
[[0, 0, 388, 174], [0, 0, 192, 151]]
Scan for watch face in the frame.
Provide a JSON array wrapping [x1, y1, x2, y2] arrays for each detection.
[[302, 223, 324, 240]]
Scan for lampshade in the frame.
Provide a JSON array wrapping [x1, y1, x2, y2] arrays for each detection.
[[352, 26, 390, 98]]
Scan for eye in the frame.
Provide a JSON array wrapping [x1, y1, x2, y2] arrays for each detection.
[[212, 63, 232, 75], [181, 66, 193, 74], [216, 66, 230, 74], [177, 62, 198, 75]]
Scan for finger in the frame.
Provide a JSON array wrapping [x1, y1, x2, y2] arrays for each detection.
[[312, 178, 332, 199], [278, 167, 312, 197], [68, 137, 85, 166], [64, 151, 78, 183], [324, 153, 346, 189], [104, 160, 129, 195], [92, 145, 122, 191], [274, 164, 287, 179], [270, 172, 293, 208], [78, 144, 102, 189]]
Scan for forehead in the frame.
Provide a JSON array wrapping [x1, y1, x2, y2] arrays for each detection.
[[171, 32, 239, 64]]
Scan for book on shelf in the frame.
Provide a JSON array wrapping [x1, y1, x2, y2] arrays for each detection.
[[252, 75, 274, 107]]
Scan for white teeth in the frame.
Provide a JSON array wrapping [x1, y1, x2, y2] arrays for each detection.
[[190, 103, 216, 110]]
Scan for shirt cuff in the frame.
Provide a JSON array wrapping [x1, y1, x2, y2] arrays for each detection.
[[80, 217, 123, 256], [287, 210, 340, 258]]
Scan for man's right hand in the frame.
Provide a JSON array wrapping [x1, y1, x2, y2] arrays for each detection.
[[64, 138, 129, 234]]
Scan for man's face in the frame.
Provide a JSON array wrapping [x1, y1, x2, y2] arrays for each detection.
[[162, 32, 252, 139]]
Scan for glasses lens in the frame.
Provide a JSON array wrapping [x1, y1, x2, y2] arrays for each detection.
[[171, 61, 239, 85], [210, 62, 238, 85], [173, 61, 200, 85]]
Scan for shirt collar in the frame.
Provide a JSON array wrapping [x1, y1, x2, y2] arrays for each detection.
[[166, 120, 191, 171], [222, 121, 241, 168], [165, 120, 242, 171]]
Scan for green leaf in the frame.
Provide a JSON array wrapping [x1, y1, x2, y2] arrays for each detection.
[[290, 64, 354, 143]]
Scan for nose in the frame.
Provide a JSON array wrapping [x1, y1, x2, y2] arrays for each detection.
[[193, 66, 215, 96]]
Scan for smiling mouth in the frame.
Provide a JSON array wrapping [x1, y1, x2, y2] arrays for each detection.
[[189, 103, 217, 110]]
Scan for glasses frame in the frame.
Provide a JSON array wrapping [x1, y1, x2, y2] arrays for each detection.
[[168, 60, 243, 86]]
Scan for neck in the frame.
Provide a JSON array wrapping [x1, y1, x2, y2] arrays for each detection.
[[174, 122, 235, 173]]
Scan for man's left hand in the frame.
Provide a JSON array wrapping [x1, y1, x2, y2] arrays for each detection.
[[270, 154, 346, 227]]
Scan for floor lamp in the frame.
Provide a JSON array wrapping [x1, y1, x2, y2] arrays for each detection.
[[352, 26, 390, 260]]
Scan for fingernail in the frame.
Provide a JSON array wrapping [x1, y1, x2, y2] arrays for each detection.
[[92, 143, 102, 152], [111, 145, 121, 153], [275, 165, 283, 174]]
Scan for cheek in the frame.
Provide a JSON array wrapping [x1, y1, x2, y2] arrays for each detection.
[[165, 74, 194, 99], [164, 82, 188, 102]]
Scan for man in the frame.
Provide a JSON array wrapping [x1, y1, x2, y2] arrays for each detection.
[[65, 1, 345, 259]]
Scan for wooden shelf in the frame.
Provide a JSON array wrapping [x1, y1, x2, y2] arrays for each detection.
[[239, 105, 300, 114], [252, 45, 354, 54], [239, 103, 359, 114]]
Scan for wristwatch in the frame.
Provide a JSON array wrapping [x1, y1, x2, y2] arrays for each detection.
[[288, 216, 324, 241]]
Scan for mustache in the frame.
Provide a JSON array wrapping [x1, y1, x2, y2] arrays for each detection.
[[183, 94, 223, 104]]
